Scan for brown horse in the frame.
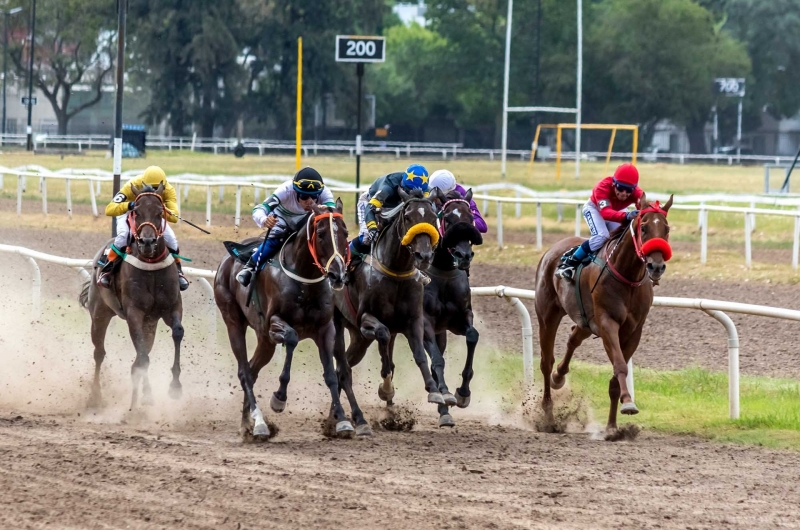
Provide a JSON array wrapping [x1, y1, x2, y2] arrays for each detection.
[[424, 188, 483, 427], [214, 199, 353, 440], [534, 193, 673, 437], [333, 187, 447, 420], [79, 182, 184, 410]]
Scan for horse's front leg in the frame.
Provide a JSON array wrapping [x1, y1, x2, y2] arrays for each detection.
[[316, 321, 354, 437], [407, 318, 445, 405], [424, 320, 456, 407], [552, 325, 592, 390], [269, 315, 298, 412], [456, 311, 480, 408], [126, 309, 157, 409], [360, 312, 394, 405], [599, 316, 638, 427], [163, 310, 184, 400]]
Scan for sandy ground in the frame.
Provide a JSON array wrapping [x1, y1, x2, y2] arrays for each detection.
[[3, 218, 800, 529]]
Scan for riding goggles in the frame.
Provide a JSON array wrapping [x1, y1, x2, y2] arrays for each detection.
[[612, 179, 636, 193], [296, 192, 318, 201], [293, 178, 324, 193]]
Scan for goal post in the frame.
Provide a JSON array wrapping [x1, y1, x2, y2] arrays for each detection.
[[529, 123, 638, 179]]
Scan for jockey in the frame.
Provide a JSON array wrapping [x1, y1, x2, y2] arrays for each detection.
[[556, 163, 644, 281], [349, 163, 430, 259], [97, 166, 188, 291], [428, 169, 488, 233], [236, 167, 335, 287]]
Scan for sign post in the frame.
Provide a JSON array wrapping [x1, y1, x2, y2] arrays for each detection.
[[713, 77, 746, 162], [335, 35, 385, 223]]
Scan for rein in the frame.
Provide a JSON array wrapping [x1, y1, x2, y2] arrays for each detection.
[[367, 197, 438, 280], [307, 211, 350, 275], [129, 192, 168, 264]]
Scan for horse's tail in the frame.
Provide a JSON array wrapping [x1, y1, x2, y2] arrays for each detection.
[[78, 280, 91, 309]]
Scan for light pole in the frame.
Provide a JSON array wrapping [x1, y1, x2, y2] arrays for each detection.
[[2, 6, 22, 142], [25, 0, 34, 151], [111, 0, 127, 237]]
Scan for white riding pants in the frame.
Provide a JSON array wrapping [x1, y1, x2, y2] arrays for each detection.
[[114, 213, 179, 251], [583, 201, 621, 252]]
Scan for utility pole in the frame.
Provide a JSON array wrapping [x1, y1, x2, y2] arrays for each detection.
[[111, 0, 127, 237], [2, 7, 23, 141], [25, 0, 35, 151]]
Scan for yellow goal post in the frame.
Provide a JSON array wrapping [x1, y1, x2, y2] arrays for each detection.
[[529, 123, 639, 179]]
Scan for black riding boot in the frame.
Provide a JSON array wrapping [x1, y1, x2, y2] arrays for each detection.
[[169, 248, 190, 291], [236, 256, 257, 287], [96, 258, 116, 289]]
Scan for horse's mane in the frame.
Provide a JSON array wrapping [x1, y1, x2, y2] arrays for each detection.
[[379, 188, 426, 221], [444, 188, 464, 201], [607, 217, 633, 240]]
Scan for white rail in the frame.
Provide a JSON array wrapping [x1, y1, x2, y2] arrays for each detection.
[[4, 242, 800, 421]]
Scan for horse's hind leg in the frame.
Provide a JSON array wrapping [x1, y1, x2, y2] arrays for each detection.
[[163, 310, 184, 400], [537, 305, 563, 429], [88, 307, 114, 408], [552, 325, 592, 390], [335, 310, 371, 435], [360, 313, 396, 405], [269, 316, 298, 412]]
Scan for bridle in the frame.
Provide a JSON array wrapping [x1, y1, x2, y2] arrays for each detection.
[[129, 192, 168, 263], [604, 202, 672, 287], [437, 198, 472, 238], [307, 211, 350, 275], [396, 197, 440, 249]]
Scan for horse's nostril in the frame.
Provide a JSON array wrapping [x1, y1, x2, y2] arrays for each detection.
[[414, 252, 424, 261]]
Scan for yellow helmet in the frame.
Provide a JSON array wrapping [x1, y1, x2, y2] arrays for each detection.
[[141, 166, 167, 187]]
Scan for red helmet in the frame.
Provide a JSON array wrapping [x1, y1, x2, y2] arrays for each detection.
[[613, 163, 639, 188]]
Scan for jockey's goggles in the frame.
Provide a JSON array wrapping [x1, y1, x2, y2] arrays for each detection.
[[613, 179, 636, 193], [293, 178, 324, 194]]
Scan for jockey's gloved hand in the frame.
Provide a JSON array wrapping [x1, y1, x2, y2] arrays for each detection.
[[626, 209, 640, 221], [128, 201, 135, 211], [368, 227, 378, 242], [253, 208, 269, 228]]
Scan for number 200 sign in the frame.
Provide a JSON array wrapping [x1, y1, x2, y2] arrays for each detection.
[[335, 35, 386, 63]]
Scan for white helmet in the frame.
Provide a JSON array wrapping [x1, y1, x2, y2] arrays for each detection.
[[429, 169, 456, 193]]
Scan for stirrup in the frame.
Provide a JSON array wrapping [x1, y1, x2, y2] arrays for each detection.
[[555, 264, 576, 281], [97, 272, 112, 289], [178, 273, 190, 291], [236, 267, 254, 287]]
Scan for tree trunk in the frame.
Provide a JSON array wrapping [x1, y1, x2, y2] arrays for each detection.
[[57, 113, 68, 135], [685, 118, 709, 154]]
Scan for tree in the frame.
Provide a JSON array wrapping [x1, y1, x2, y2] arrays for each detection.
[[585, 0, 750, 153], [7, 0, 116, 135]]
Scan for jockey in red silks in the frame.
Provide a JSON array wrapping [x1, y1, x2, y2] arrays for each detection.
[[555, 163, 644, 281]]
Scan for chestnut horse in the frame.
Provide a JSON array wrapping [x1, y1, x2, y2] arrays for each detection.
[[423, 188, 483, 427], [534, 193, 673, 437], [79, 183, 184, 410], [214, 200, 352, 440]]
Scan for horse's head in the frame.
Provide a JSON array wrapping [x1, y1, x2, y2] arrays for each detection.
[[308, 198, 349, 291], [130, 181, 166, 259], [434, 188, 482, 270], [637, 192, 673, 283], [395, 187, 441, 270]]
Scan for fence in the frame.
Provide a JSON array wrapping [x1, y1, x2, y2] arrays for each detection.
[[3, 244, 800, 420], [6, 166, 800, 268]]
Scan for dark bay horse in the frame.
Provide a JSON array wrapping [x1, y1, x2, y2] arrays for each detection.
[[333, 187, 447, 418], [215, 199, 353, 440], [424, 188, 483, 427], [79, 182, 184, 409], [534, 193, 673, 437]]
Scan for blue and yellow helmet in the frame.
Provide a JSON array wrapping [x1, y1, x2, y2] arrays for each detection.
[[401, 164, 429, 192]]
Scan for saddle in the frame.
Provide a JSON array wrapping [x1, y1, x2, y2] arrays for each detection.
[[223, 240, 261, 264]]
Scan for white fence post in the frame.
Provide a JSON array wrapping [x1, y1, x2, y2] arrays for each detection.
[[218, 185, 225, 204], [744, 212, 752, 267], [235, 186, 242, 227], [206, 186, 212, 227], [749, 200, 756, 232], [574, 204, 581, 236], [254, 187, 261, 205], [28, 257, 41, 320], [88, 178, 98, 217], [0, 173, 4, 190], [496, 201, 503, 250], [96, 180, 101, 196], [704, 309, 740, 420], [700, 208, 708, 264], [66, 178, 72, 218], [698, 201, 704, 228], [505, 295, 533, 386], [536, 202, 543, 251], [40, 177, 47, 216], [556, 203, 563, 223]]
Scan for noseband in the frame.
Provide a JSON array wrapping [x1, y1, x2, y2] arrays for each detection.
[[130, 192, 166, 241], [307, 211, 350, 275]]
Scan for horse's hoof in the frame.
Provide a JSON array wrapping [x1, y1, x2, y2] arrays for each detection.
[[438, 414, 455, 428], [551, 373, 566, 390], [336, 420, 354, 438], [378, 385, 395, 403], [620, 402, 639, 415], [356, 423, 373, 437], [455, 389, 471, 409], [442, 392, 458, 406], [86, 394, 105, 410], [270, 393, 287, 413], [141, 395, 155, 407], [253, 422, 271, 437], [168, 384, 182, 400], [428, 392, 445, 405]]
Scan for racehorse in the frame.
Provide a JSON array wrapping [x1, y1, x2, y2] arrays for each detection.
[[214, 199, 354, 440], [79, 182, 184, 410], [534, 193, 673, 438], [424, 188, 483, 427], [333, 187, 447, 419]]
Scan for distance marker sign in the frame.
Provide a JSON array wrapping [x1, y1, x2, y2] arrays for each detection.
[[335, 35, 385, 63]]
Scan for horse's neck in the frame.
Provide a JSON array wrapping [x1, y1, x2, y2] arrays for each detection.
[[606, 228, 644, 281], [432, 245, 455, 271], [376, 218, 414, 270], [285, 228, 320, 277]]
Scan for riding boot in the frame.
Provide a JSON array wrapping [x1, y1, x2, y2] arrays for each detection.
[[97, 249, 120, 289], [236, 237, 282, 287], [346, 238, 370, 283], [236, 256, 257, 287], [168, 247, 190, 291], [555, 241, 591, 282]]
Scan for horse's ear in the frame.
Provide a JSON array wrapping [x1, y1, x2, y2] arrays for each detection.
[[156, 181, 165, 195], [663, 194, 673, 213], [398, 187, 411, 203], [639, 191, 648, 209], [335, 197, 343, 213], [429, 187, 444, 207], [310, 203, 323, 215], [464, 188, 473, 202], [131, 184, 141, 197]]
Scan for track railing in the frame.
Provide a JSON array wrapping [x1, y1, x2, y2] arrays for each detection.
[[4, 243, 800, 420]]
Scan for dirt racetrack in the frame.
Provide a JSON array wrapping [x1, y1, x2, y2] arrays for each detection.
[[3, 220, 800, 529]]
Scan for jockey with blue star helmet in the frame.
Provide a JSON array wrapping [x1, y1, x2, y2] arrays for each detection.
[[350, 164, 429, 256]]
